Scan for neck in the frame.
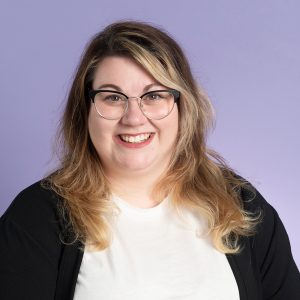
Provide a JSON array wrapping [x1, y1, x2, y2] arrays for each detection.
[[105, 168, 167, 209]]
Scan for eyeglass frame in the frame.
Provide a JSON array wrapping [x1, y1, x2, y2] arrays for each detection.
[[88, 88, 180, 120]]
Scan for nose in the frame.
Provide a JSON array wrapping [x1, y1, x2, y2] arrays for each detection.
[[119, 97, 148, 126]]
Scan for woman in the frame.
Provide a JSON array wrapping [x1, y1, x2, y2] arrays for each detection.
[[0, 21, 299, 300]]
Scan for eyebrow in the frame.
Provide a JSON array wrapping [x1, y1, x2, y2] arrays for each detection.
[[95, 84, 122, 91], [95, 82, 165, 93], [143, 83, 163, 92]]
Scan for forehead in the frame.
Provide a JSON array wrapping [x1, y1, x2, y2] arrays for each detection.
[[92, 56, 160, 91]]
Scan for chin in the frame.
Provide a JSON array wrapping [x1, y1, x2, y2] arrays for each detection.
[[116, 157, 155, 172], [120, 162, 153, 172]]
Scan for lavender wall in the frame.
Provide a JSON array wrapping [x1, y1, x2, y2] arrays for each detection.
[[1, 1, 299, 268]]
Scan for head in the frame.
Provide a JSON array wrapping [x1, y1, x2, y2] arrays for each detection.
[[52, 21, 255, 252], [61, 21, 214, 186]]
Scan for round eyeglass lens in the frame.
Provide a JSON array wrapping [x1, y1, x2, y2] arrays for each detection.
[[94, 91, 127, 120], [140, 91, 175, 119]]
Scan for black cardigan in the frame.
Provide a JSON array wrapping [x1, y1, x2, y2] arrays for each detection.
[[0, 181, 299, 299]]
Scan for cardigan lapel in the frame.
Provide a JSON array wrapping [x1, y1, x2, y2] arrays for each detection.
[[55, 242, 84, 300], [226, 237, 263, 300]]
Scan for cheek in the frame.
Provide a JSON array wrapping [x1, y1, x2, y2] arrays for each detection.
[[159, 109, 179, 145], [88, 111, 112, 152], [167, 108, 179, 135], [88, 112, 100, 145]]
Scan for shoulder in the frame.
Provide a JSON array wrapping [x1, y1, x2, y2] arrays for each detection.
[[239, 183, 283, 246], [239, 183, 300, 297], [239, 183, 286, 257], [0, 182, 70, 299], [1, 180, 63, 253], [239, 183, 275, 231], [3, 180, 60, 226]]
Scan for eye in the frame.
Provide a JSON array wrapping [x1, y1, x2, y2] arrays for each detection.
[[94, 91, 126, 106], [144, 92, 164, 101], [105, 94, 122, 102]]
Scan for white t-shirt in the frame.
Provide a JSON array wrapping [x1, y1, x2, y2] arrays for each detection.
[[74, 195, 239, 300]]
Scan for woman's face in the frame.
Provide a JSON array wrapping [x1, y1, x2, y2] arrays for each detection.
[[88, 56, 179, 178]]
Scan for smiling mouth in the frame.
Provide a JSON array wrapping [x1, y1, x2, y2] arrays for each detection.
[[119, 133, 152, 144]]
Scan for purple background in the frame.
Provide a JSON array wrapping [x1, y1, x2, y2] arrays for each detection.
[[1, 1, 299, 268]]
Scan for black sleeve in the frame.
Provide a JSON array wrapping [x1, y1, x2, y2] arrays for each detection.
[[249, 190, 300, 299], [0, 182, 63, 300]]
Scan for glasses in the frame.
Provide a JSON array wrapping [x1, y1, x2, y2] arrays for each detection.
[[89, 89, 180, 120]]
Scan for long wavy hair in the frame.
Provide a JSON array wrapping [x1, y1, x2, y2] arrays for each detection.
[[45, 20, 259, 253]]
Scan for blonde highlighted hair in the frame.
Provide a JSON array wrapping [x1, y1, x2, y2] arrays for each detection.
[[45, 21, 259, 253]]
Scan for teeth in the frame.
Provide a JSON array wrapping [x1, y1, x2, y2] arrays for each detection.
[[120, 133, 151, 143]]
